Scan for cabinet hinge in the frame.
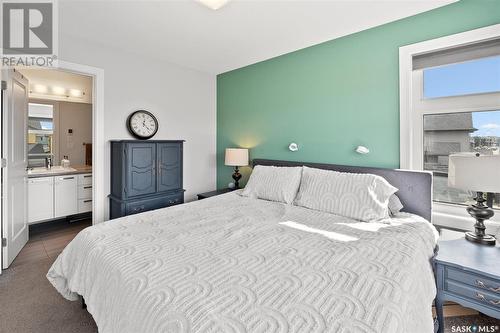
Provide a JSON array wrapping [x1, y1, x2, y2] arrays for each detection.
[[1, 81, 6, 91], [2, 238, 6, 247]]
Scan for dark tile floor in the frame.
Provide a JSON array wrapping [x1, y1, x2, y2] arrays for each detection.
[[11, 219, 91, 268]]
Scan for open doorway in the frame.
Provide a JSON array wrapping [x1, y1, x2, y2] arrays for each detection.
[[1, 67, 97, 271]]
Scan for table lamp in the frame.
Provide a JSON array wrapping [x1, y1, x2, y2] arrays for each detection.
[[448, 153, 500, 245], [225, 148, 249, 188]]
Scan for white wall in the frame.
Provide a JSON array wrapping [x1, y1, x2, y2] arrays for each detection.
[[59, 36, 217, 220]]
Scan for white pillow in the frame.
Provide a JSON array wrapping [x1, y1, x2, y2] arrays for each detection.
[[388, 194, 404, 216], [294, 166, 398, 221], [241, 165, 302, 204]]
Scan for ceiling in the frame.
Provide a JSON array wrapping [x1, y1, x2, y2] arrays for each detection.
[[59, 0, 456, 74]]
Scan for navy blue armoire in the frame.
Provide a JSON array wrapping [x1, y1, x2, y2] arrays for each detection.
[[109, 140, 184, 219]]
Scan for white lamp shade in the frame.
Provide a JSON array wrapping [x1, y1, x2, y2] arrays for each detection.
[[225, 148, 249, 167], [448, 153, 500, 192]]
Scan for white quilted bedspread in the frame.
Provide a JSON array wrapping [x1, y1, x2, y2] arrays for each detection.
[[47, 191, 438, 333]]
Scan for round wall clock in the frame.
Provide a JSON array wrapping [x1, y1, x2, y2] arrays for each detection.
[[127, 110, 159, 140]]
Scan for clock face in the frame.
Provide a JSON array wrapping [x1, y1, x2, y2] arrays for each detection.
[[127, 110, 158, 139]]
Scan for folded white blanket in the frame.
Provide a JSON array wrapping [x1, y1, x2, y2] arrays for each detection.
[[47, 192, 438, 333]]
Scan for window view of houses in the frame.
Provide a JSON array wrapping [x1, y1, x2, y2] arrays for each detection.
[[422, 55, 500, 209], [423, 110, 500, 208], [28, 103, 54, 168]]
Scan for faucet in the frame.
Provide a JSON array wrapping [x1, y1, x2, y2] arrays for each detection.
[[45, 156, 53, 169]]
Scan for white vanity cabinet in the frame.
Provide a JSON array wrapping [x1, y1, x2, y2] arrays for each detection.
[[28, 172, 92, 223], [77, 174, 92, 213], [54, 175, 78, 218], [28, 177, 54, 223]]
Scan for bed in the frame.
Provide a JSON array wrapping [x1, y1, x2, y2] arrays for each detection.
[[47, 159, 438, 333]]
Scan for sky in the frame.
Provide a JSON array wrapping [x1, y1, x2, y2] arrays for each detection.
[[424, 55, 500, 137], [424, 55, 500, 98], [472, 111, 500, 137]]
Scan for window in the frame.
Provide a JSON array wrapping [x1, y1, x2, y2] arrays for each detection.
[[420, 53, 500, 210], [423, 110, 500, 209], [423, 56, 500, 99], [28, 103, 54, 168], [400, 25, 500, 228]]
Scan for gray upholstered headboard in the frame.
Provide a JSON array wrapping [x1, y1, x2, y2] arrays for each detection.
[[252, 159, 433, 222]]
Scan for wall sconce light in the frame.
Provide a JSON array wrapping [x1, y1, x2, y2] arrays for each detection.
[[29, 84, 85, 99], [51, 86, 66, 96], [69, 89, 84, 98], [32, 84, 48, 94], [355, 146, 370, 154], [289, 143, 299, 152]]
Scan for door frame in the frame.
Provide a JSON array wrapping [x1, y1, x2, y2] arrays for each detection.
[[56, 61, 105, 225], [0, 61, 104, 273]]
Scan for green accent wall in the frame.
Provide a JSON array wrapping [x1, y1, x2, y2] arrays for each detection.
[[217, 0, 500, 188]]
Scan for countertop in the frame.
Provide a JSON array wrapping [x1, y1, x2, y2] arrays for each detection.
[[28, 165, 92, 178]]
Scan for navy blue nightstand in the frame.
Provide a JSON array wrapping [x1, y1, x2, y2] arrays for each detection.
[[197, 188, 235, 200], [435, 238, 500, 333]]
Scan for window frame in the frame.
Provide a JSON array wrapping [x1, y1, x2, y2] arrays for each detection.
[[399, 23, 500, 233]]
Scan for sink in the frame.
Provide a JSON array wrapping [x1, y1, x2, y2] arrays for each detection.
[[29, 166, 77, 175]]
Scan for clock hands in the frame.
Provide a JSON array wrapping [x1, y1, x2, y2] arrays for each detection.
[[142, 120, 152, 132]]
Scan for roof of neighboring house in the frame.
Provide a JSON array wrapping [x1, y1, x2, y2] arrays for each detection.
[[425, 142, 461, 155], [424, 113, 477, 132]]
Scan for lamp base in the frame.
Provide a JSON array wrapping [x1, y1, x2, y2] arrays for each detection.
[[465, 231, 496, 246], [232, 166, 242, 189], [464, 191, 496, 246]]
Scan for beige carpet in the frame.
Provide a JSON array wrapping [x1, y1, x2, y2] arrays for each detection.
[[0, 256, 97, 333]]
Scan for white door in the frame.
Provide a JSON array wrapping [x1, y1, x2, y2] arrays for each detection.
[[1, 69, 29, 269], [54, 176, 78, 218]]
